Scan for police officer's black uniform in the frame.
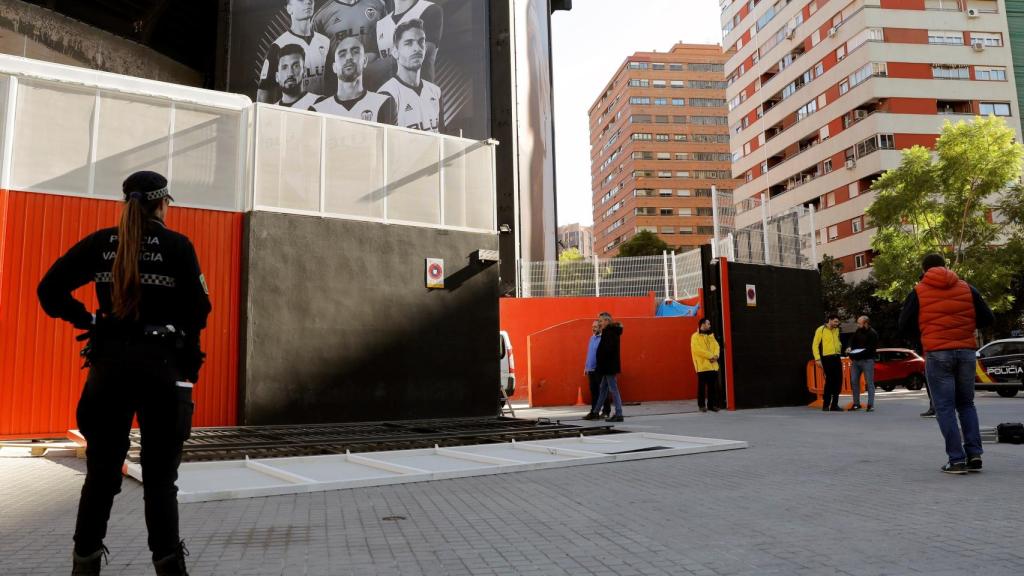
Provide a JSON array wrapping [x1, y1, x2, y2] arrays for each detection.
[[37, 173, 211, 576]]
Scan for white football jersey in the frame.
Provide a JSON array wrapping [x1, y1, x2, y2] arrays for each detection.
[[314, 0, 386, 42], [260, 30, 330, 96], [379, 76, 441, 132], [274, 92, 320, 110], [311, 91, 396, 124], [374, 0, 435, 59]]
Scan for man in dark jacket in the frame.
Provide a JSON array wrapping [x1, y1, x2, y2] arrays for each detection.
[[898, 253, 994, 474], [846, 315, 879, 411], [585, 312, 624, 422]]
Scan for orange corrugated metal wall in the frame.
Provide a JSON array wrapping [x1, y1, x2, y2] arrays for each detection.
[[0, 190, 241, 437]]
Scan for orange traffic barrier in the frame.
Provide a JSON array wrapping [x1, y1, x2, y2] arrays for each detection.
[[805, 359, 867, 408]]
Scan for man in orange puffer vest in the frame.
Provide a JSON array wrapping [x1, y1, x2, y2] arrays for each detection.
[[898, 253, 994, 475]]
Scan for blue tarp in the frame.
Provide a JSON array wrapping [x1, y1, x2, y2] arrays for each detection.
[[656, 300, 700, 317]]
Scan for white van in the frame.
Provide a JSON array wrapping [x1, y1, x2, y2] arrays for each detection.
[[499, 330, 515, 404]]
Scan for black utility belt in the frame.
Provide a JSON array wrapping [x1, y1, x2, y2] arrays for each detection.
[[142, 324, 180, 337]]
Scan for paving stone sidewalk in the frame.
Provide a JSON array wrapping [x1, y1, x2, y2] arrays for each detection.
[[2, 390, 1022, 576]]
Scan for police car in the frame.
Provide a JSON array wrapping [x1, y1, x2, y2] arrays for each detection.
[[975, 338, 1024, 398]]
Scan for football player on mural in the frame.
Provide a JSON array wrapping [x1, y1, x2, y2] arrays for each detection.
[[257, 0, 330, 103], [311, 33, 397, 124], [378, 19, 443, 132]]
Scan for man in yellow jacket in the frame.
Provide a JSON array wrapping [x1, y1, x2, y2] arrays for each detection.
[[691, 317, 721, 412], [813, 313, 844, 411]]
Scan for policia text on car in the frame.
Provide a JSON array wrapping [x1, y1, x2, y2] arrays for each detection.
[[37, 171, 211, 576]]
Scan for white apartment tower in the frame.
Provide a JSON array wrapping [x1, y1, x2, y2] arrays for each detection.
[[721, 0, 1021, 280]]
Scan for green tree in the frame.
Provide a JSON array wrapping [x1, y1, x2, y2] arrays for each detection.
[[615, 230, 670, 257], [818, 255, 850, 316], [868, 116, 1024, 311], [556, 247, 590, 296]]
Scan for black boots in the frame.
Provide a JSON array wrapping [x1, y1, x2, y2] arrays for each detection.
[[153, 541, 190, 576], [71, 546, 107, 576]]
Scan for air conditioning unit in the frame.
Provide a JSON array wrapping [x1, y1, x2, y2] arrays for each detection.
[[827, 26, 838, 38], [845, 159, 857, 170], [972, 40, 986, 51], [967, 7, 980, 17], [853, 109, 868, 120]]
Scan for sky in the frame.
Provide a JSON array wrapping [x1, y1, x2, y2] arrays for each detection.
[[551, 0, 724, 227]]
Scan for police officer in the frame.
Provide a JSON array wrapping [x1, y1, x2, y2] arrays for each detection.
[[38, 171, 211, 576]]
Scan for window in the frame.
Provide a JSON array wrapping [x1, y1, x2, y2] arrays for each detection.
[[852, 217, 863, 233], [669, 64, 684, 71], [696, 207, 714, 216], [825, 192, 836, 208], [632, 133, 652, 141], [655, 134, 670, 142], [797, 99, 817, 121], [980, 102, 1011, 116], [690, 98, 727, 107], [677, 189, 691, 196], [678, 207, 693, 216], [671, 80, 685, 88], [675, 153, 689, 160], [676, 171, 691, 178], [674, 134, 688, 142], [633, 188, 654, 197], [628, 62, 648, 70], [878, 134, 894, 149], [629, 79, 649, 87], [632, 151, 654, 160], [814, 62, 824, 77], [971, 32, 1002, 47], [659, 208, 674, 216], [689, 63, 724, 72], [660, 227, 675, 234], [655, 115, 669, 123], [836, 45, 846, 61], [673, 116, 688, 124], [679, 226, 694, 234], [652, 79, 667, 88], [689, 80, 728, 89], [659, 189, 673, 197], [928, 30, 964, 45], [630, 97, 651, 105], [976, 67, 1007, 81], [652, 63, 666, 70], [828, 225, 839, 240], [854, 253, 866, 269], [630, 114, 652, 123], [654, 98, 668, 106], [823, 159, 833, 174], [672, 98, 686, 106], [691, 115, 728, 126], [849, 182, 859, 199], [932, 64, 969, 80], [658, 171, 672, 178], [839, 80, 849, 95], [924, 0, 960, 9], [657, 152, 671, 160]]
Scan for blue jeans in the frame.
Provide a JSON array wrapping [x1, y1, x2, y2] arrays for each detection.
[[850, 359, 875, 407], [925, 349, 982, 464], [594, 374, 623, 417]]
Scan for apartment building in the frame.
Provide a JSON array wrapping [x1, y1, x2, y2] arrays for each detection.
[[588, 44, 742, 257], [557, 223, 595, 258], [721, 0, 1022, 280]]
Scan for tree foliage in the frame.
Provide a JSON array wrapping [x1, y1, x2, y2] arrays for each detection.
[[867, 116, 1024, 311], [558, 247, 583, 262], [818, 255, 848, 316], [615, 230, 670, 257]]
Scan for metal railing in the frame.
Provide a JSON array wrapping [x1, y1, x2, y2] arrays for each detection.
[[712, 187, 816, 269], [518, 249, 703, 300]]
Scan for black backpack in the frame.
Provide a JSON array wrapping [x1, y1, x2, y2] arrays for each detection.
[[996, 423, 1024, 444]]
